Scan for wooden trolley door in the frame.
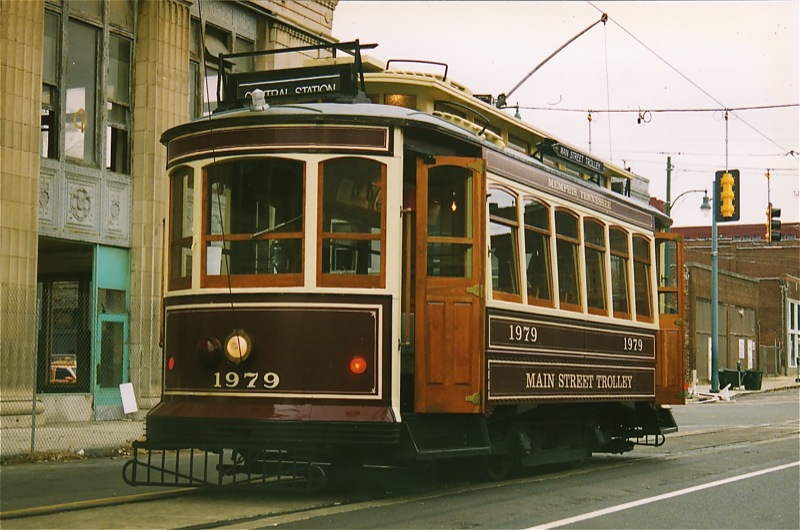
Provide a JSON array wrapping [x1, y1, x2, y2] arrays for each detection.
[[655, 233, 686, 405], [414, 157, 485, 413]]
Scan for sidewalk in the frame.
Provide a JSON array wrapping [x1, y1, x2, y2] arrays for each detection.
[[688, 373, 800, 403], [2, 376, 798, 463]]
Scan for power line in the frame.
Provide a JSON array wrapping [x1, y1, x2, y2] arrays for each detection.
[[516, 103, 799, 114], [584, 1, 795, 156]]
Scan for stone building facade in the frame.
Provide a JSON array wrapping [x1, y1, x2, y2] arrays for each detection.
[[0, 0, 338, 426]]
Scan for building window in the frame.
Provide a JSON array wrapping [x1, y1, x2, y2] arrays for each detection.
[[65, 19, 99, 163], [41, 1, 134, 175], [106, 34, 131, 173], [42, 10, 60, 159], [37, 277, 92, 394], [489, 187, 520, 301]]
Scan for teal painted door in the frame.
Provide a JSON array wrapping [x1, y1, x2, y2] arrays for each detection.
[[93, 246, 130, 419]]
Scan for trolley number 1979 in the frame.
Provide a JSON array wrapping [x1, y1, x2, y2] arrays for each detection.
[[508, 324, 538, 343], [213, 371, 280, 389]]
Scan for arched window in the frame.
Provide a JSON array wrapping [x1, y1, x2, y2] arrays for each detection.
[[610, 227, 631, 319], [523, 198, 552, 306], [584, 219, 607, 314], [489, 187, 520, 301], [633, 236, 653, 321], [555, 209, 581, 311]]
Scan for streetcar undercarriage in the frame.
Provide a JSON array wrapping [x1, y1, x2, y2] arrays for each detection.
[[123, 401, 676, 487]]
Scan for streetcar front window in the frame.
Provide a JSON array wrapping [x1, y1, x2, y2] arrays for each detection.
[[319, 157, 386, 287], [610, 228, 631, 318], [523, 198, 552, 306], [169, 167, 193, 290], [203, 158, 304, 287], [489, 187, 520, 300], [633, 236, 653, 321], [555, 210, 581, 311]]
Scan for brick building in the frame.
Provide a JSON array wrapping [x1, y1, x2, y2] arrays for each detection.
[[1, 0, 339, 426], [673, 224, 800, 380]]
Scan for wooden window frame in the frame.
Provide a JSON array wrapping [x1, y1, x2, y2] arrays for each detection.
[[317, 157, 387, 289], [584, 218, 608, 316], [522, 196, 553, 308], [632, 235, 654, 322], [554, 208, 582, 313], [488, 185, 521, 303], [610, 226, 632, 320], [200, 158, 306, 289]]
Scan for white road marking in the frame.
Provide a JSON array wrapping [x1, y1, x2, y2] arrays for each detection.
[[527, 460, 800, 529]]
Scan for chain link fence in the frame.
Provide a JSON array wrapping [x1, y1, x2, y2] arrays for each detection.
[[1, 285, 146, 463]]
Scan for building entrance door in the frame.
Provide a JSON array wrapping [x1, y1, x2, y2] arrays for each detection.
[[92, 246, 130, 419]]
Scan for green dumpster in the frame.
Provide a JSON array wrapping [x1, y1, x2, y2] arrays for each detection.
[[743, 370, 763, 391]]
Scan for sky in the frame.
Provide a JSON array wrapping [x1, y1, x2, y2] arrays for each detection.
[[332, 1, 799, 228]]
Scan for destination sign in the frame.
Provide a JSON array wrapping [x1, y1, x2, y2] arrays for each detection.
[[537, 139, 605, 175], [488, 314, 655, 360], [487, 360, 654, 401], [228, 64, 357, 103]]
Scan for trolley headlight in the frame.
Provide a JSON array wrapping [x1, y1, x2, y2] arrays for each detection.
[[349, 355, 368, 375], [224, 330, 252, 363], [196, 336, 223, 367]]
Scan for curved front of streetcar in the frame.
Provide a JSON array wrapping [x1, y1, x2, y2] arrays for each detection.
[[143, 112, 407, 464]]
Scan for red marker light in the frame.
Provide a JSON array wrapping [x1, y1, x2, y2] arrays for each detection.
[[167, 357, 175, 371], [349, 356, 367, 375]]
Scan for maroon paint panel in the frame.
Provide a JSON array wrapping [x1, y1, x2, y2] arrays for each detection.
[[488, 314, 656, 361], [163, 304, 384, 399], [487, 359, 655, 402], [149, 400, 396, 423], [167, 125, 390, 166]]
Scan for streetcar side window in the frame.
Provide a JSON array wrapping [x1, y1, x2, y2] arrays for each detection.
[[169, 166, 193, 291], [555, 210, 582, 311], [584, 219, 607, 315], [489, 187, 521, 301], [203, 158, 305, 287], [522, 198, 552, 307], [610, 227, 631, 319], [633, 236, 653, 321], [319, 157, 386, 287]]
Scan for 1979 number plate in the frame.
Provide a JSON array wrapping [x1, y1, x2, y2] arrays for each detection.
[[213, 371, 280, 389]]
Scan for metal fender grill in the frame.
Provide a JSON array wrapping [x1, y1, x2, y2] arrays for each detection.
[[123, 418, 401, 487], [123, 445, 330, 489]]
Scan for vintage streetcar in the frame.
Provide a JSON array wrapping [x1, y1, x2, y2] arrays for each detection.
[[123, 41, 685, 487]]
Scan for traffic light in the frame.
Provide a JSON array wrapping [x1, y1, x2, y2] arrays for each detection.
[[766, 203, 782, 243], [714, 169, 740, 222]]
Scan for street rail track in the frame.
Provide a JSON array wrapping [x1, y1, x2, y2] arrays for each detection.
[[3, 419, 797, 528]]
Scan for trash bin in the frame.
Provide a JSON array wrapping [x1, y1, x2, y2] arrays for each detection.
[[743, 370, 763, 391], [718, 369, 742, 389]]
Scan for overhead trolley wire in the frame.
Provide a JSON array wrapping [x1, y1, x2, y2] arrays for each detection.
[[584, 1, 797, 158]]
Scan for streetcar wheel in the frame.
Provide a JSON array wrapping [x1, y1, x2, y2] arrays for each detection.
[[479, 456, 510, 482]]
